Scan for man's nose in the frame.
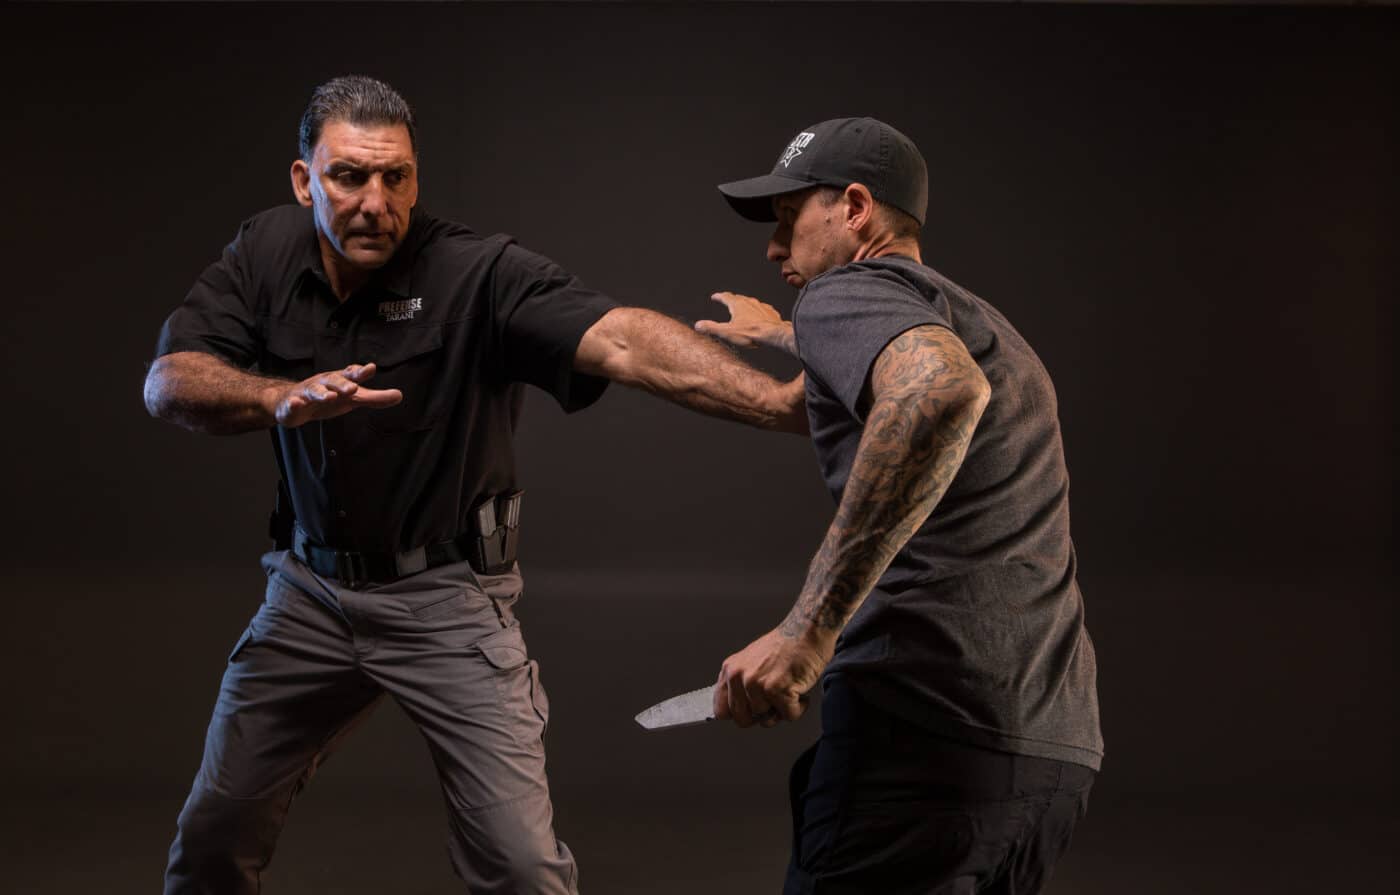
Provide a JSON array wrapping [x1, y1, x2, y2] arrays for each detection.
[[766, 231, 788, 263], [359, 175, 388, 216]]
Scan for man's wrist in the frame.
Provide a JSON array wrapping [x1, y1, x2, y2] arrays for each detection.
[[778, 607, 840, 653], [776, 324, 797, 356], [260, 382, 287, 424], [758, 323, 797, 356], [767, 376, 807, 433]]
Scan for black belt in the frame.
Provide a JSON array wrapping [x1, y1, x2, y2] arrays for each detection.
[[291, 491, 523, 587]]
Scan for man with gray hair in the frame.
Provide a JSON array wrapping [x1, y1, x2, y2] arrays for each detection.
[[146, 75, 805, 894], [699, 117, 1102, 893]]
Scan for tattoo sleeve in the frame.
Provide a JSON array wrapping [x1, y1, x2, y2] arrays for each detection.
[[780, 325, 991, 640]]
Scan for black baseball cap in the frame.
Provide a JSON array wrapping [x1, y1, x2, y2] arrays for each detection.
[[717, 117, 928, 225]]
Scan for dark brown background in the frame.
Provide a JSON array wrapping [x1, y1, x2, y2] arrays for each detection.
[[2, 2, 1394, 892]]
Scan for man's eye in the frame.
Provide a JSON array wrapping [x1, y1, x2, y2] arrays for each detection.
[[384, 171, 404, 186], [333, 170, 364, 186]]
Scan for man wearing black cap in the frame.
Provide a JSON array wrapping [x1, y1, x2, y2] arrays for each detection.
[[700, 118, 1103, 894]]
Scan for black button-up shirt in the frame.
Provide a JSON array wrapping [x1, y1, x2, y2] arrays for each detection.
[[155, 205, 616, 553]]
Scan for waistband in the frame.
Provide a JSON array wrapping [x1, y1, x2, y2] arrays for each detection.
[[292, 491, 522, 587]]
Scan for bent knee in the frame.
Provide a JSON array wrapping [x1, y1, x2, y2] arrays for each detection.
[[173, 786, 288, 864], [448, 796, 575, 894]]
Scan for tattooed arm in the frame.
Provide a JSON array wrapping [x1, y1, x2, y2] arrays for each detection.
[[714, 325, 991, 727]]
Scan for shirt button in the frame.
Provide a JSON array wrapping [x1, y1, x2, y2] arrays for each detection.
[[330, 321, 339, 329], [337, 509, 347, 518], [328, 449, 337, 458]]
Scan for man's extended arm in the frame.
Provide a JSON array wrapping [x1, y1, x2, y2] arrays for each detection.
[[144, 351, 402, 435], [574, 306, 807, 434], [714, 324, 992, 726]]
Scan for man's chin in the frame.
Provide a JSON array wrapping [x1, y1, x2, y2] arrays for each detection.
[[341, 245, 396, 269]]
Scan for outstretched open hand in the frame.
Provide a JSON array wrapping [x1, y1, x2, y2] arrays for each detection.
[[271, 362, 403, 428], [695, 292, 797, 356]]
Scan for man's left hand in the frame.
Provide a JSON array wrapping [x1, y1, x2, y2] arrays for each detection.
[[695, 292, 797, 356], [714, 626, 834, 728]]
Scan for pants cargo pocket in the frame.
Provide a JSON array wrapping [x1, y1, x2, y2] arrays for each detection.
[[527, 659, 549, 732], [475, 623, 548, 747]]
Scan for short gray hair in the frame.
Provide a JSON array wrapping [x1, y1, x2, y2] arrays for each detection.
[[298, 75, 417, 161]]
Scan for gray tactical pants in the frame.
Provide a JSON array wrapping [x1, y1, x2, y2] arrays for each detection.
[[164, 550, 577, 894]]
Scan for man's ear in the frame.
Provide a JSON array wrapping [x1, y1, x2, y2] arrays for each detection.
[[843, 183, 876, 233], [290, 159, 313, 207]]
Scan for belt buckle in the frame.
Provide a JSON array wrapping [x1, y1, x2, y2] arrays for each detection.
[[395, 545, 428, 578], [336, 551, 368, 588]]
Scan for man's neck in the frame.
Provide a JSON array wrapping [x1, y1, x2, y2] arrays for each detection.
[[851, 234, 922, 266], [318, 241, 369, 303]]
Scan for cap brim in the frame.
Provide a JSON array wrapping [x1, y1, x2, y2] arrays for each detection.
[[716, 173, 814, 222]]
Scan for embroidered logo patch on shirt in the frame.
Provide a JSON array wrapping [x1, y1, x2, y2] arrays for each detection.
[[379, 297, 423, 322]]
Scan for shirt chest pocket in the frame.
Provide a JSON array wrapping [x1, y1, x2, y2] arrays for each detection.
[[363, 325, 449, 433], [258, 326, 318, 382]]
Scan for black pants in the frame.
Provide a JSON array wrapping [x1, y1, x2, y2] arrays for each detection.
[[784, 677, 1094, 895]]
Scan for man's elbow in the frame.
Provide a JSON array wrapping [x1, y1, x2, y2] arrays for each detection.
[[929, 367, 991, 433], [143, 356, 182, 420], [965, 367, 992, 419], [575, 307, 647, 385]]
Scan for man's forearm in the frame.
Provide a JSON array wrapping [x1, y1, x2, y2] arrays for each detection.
[[579, 307, 807, 433], [144, 351, 282, 435], [780, 328, 990, 640]]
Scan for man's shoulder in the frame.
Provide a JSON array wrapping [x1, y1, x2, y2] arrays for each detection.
[[407, 214, 578, 280], [223, 206, 318, 285], [238, 204, 315, 239], [795, 256, 936, 321], [411, 213, 519, 267], [808, 257, 940, 301]]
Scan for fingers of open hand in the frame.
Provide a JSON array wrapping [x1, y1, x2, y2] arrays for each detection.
[[712, 292, 780, 322], [709, 291, 741, 312], [304, 381, 338, 402], [320, 373, 361, 398], [694, 319, 753, 347], [289, 367, 404, 416], [343, 362, 378, 382], [331, 363, 402, 405], [298, 370, 357, 402], [349, 386, 404, 408]]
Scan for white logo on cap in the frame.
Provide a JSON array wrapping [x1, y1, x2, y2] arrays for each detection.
[[779, 132, 816, 168]]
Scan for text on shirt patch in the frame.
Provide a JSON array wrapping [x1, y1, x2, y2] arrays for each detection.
[[379, 297, 423, 322], [779, 132, 816, 168]]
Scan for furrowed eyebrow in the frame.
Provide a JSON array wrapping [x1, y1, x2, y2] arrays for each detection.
[[325, 159, 413, 174]]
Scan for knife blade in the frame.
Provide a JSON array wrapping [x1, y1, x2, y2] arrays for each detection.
[[635, 685, 714, 730]]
